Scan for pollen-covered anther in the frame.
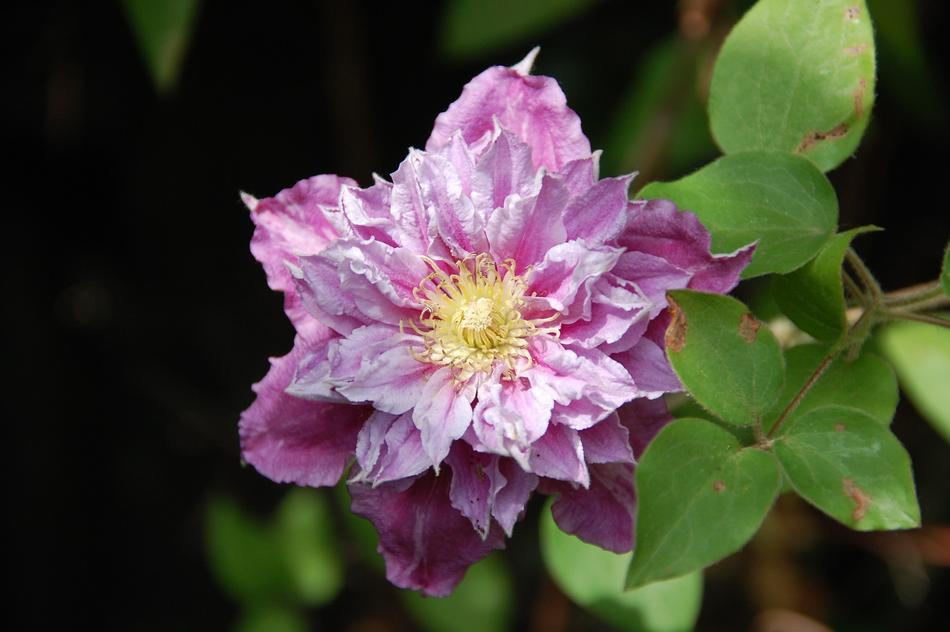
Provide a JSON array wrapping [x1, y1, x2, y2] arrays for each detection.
[[407, 254, 557, 378]]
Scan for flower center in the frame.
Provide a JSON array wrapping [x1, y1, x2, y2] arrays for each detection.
[[407, 254, 556, 380]]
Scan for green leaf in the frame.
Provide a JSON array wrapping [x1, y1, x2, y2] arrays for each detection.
[[274, 489, 344, 606], [627, 418, 781, 589], [402, 554, 513, 632], [773, 226, 880, 341], [121, 0, 201, 94], [878, 322, 950, 443], [774, 406, 920, 530], [206, 496, 291, 603], [237, 605, 308, 632], [638, 152, 838, 277], [766, 344, 898, 432], [942, 241, 950, 298], [708, 0, 876, 171], [439, 0, 593, 59], [541, 502, 702, 632], [664, 290, 785, 426]]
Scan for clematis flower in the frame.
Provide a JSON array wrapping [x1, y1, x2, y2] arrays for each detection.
[[239, 48, 754, 596]]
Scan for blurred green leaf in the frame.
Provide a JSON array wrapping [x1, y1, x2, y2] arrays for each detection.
[[603, 37, 716, 180], [766, 344, 898, 432], [774, 226, 880, 341], [709, 0, 876, 172], [206, 490, 343, 607], [627, 418, 780, 588], [774, 406, 920, 530], [665, 290, 785, 426], [439, 0, 593, 59], [121, 0, 201, 94], [206, 496, 291, 604], [540, 502, 702, 632], [878, 322, 950, 443], [237, 605, 308, 632], [275, 489, 344, 606], [638, 152, 838, 278], [402, 554, 513, 632]]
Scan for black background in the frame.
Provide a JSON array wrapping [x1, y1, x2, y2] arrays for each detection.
[[6, 1, 949, 629]]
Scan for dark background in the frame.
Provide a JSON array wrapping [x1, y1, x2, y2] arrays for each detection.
[[6, 1, 949, 630]]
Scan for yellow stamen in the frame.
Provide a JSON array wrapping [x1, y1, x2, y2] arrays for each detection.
[[405, 254, 558, 379]]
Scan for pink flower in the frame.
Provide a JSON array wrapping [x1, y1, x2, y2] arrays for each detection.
[[239, 49, 753, 596]]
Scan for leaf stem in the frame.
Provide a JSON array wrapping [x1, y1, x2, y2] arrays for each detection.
[[846, 248, 882, 302], [842, 269, 867, 306], [883, 282, 944, 307], [881, 310, 950, 328], [767, 352, 835, 438]]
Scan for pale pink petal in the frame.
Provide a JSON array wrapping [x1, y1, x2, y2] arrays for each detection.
[[413, 368, 476, 467], [556, 154, 598, 196], [354, 411, 431, 485], [426, 54, 591, 172], [492, 458, 539, 536], [293, 254, 370, 336], [389, 152, 451, 258], [339, 176, 399, 246], [527, 240, 623, 316], [470, 129, 537, 217], [349, 473, 505, 596], [549, 463, 636, 553], [485, 174, 569, 267], [239, 338, 368, 487], [415, 152, 489, 257], [559, 276, 651, 348], [610, 251, 691, 308]]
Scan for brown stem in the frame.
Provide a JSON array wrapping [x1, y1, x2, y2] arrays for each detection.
[[846, 248, 882, 302], [883, 310, 950, 328], [767, 352, 835, 438], [843, 269, 867, 306], [883, 282, 943, 307]]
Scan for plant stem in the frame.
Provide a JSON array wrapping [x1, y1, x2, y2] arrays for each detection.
[[846, 248, 882, 302], [767, 352, 835, 438], [842, 269, 867, 306], [882, 310, 950, 328], [883, 282, 944, 307]]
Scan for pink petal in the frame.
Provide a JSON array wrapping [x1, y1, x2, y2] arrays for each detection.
[[293, 254, 370, 336], [618, 199, 754, 293], [579, 412, 635, 465], [528, 422, 589, 487], [527, 240, 623, 316], [239, 337, 367, 487], [472, 368, 556, 467], [339, 176, 399, 246], [354, 411, 431, 485], [612, 337, 684, 399], [389, 152, 450, 258], [412, 368, 476, 467], [446, 443, 506, 539], [549, 463, 636, 553], [562, 174, 633, 245], [492, 458, 539, 536], [485, 174, 569, 267], [246, 174, 355, 335], [415, 152, 489, 257], [426, 54, 591, 172], [349, 472, 505, 596], [336, 331, 432, 414], [470, 129, 537, 217]]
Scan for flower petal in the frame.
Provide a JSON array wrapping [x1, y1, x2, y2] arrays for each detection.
[[470, 129, 537, 217], [492, 458, 539, 536], [578, 412, 635, 465], [446, 443, 506, 539], [349, 472, 505, 597], [618, 199, 755, 293], [528, 422, 589, 486], [426, 54, 591, 172], [485, 174, 569, 267], [618, 397, 673, 459], [239, 338, 367, 487], [612, 336, 684, 399], [413, 367, 476, 468], [354, 410, 431, 485], [548, 462, 636, 553], [246, 174, 355, 335], [527, 240, 623, 316], [562, 174, 632, 245]]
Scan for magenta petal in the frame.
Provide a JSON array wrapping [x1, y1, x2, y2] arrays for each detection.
[[426, 56, 591, 172], [239, 338, 367, 487], [549, 462, 636, 553], [618, 199, 754, 293], [612, 337, 684, 399], [618, 397, 673, 459], [492, 458, 539, 536], [446, 443, 505, 538], [528, 240, 623, 315], [335, 328, 431, 414], [579, 412, 635, 465], [349, 472, 505, 596]]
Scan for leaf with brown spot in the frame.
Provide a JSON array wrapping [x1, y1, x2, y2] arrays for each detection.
[[738, 313, 760, 343], [709, 0, 877, 172], [774, 406, 919, 531], [665, 296, 687, 353]]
